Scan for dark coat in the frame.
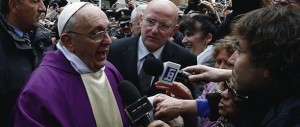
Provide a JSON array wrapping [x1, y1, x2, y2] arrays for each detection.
[[107, 35, 197, 97], [0, 14, 36, 127], [262, 94, 300, 127]]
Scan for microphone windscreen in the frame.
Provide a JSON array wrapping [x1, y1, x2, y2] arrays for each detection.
[[143, 58, 164, 77], [118, 80, 142, 105]]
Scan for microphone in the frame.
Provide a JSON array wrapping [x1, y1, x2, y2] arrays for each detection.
[[142, 58, 192, 85], [118, 80, 154, 126]]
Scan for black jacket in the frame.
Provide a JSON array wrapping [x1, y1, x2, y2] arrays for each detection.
[[0, 14, 36, 127], [107, 35, 197, 97]]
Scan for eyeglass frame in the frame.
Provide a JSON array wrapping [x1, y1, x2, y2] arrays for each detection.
[[223, 81, 248, 101], [272, 0, 299, 3], [66, 30, 108, 41], [143, 18, 174, 32]]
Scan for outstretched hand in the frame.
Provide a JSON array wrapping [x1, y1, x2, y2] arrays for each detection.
[[183, 65, 232, 83], [155, 82, 193, 99]]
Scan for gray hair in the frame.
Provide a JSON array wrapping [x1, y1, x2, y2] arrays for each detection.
[[130, 4, 147, 25]]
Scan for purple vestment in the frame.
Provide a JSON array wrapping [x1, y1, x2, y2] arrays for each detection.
[[13, 50, 130, 127]]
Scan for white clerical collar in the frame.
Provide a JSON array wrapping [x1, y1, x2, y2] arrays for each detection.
[[138, 36, 164, 60], [56, 41, 105, 74]]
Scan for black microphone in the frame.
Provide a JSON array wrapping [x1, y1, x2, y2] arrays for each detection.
[[118, 80, 154, 126], [143, 58, 192, 82]]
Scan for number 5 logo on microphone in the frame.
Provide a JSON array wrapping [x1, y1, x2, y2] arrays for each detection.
[[159, 62, 181, 85], [162, 67, 177, 82]]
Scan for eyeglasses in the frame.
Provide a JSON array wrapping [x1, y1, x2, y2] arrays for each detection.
[[143, 18, 173, 32], [67, 30, 108, 41], [272, 0, 299, 3], [223, 81, 248, 101]]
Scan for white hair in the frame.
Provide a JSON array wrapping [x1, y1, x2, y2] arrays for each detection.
[[130, 4, 147, 24]]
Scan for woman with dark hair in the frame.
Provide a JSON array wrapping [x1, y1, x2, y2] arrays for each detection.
[[182, 14, 218, 67]]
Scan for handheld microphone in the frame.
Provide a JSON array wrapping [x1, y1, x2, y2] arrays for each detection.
[[118, 80, 154, 126], [143, 58, 192, 85]]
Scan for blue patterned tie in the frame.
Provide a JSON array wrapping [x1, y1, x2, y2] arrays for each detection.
[[22, 33, 31, 46], [138, 53, 155, 93]]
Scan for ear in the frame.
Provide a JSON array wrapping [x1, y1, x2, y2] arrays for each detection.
[[171, 24, 179, 37], [60, 33, 75, 52], [139, 14, 143, 27], [205, 33, 213, 45], [9, 0, 19, 14]]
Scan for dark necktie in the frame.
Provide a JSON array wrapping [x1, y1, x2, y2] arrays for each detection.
[[138, 53, 155, 93], [22, 33, 31, 46]]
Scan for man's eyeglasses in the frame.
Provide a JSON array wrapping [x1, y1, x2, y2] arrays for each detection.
[[143, 18, 173, 32], [67, 30, 108, 41], [223, 81, 248, 101], [273, 0, 299, 3]]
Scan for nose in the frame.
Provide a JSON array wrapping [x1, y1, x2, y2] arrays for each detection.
[[227, 51, 238, 66], [220, 89, 230, 99], [182, 36, 188, 44], [102, 33, 112, 45], [39, 1, 47, 13], [219, 61, 230, 69], [219, 61, 225, 69], [150, 23, 160, 33]]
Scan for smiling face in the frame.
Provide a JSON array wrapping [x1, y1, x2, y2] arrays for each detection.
[[182, 30, 208, 56], [61, 5, 111, 72]]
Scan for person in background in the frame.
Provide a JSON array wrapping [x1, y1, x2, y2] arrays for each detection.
[[0, 0, 46, 126], [108, 0, 197, 98], [153, 80, 240, 127], [108, 0, 197, 126], [115, 16, 132, 39], [197, 36, 237, 126], [184, 4, 300, 126], [215, 0, 262, 40], [50, 2, 67, 46], [212, 36, 237, 69], [181, 14, 217, 97], [111, 0, 134, 12], [130, 4, 147, 37], [12, 2, 130, 126], [182, 14, 218, 67]]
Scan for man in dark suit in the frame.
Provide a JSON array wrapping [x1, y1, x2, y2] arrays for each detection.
[[108, 0, 197, 97]]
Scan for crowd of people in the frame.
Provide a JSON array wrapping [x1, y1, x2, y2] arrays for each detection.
[[1, 0, 300, 127]]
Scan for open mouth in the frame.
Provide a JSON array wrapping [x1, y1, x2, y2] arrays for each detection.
[[96, 51, 107, 58]]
